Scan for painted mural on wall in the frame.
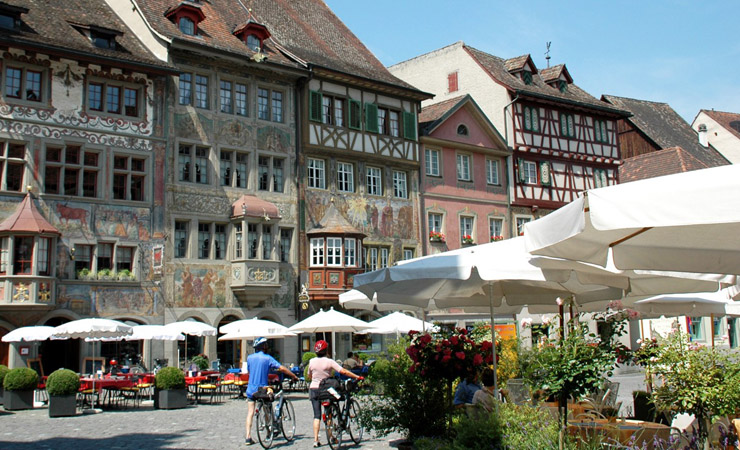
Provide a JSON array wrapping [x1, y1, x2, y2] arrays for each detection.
[[56, 284, 92, 316], [94, 206, 151, 240], [270, 267, 295, 309], [174, 267, 228, 308], [93, 286, 161, 317], [257, 126, 291, 154]]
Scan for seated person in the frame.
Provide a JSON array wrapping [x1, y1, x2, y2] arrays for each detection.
[[472, 368, 496, 413], [108, 359, 121, 376], [342, 352, 359, 370], [453, 369, 481, 408]]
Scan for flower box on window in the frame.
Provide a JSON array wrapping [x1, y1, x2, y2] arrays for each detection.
[[462, 235, 474, 245], [491, 235, 504, 242], [429, 231, 445, 243]]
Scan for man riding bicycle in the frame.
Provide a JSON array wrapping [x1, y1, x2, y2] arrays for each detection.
[[307, 340, 362, 448], [245, 337, 298, 446]]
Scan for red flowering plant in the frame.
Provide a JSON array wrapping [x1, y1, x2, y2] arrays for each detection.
[[406, 327, 493, 381], [490, 235, 504, 242], [461, 234, 474, 245], [429, 230, 445, 243]]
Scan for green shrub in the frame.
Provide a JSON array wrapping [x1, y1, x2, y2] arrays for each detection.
[[191, 354, 209, 371], [46, 369, 80, 396], [451, 412, 502, 449], [499, 403, 559, 449], [155, 367, 185, 390], [0, 364, 9, 386], [301, 352, 316, 365], [3, 367, 39, 391]]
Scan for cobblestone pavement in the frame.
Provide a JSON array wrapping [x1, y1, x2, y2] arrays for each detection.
[[0, 391, 404, 450]]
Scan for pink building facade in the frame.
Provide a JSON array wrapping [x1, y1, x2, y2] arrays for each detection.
[[419, 95, 511, 255]]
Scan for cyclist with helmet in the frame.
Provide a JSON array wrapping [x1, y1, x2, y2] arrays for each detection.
[[307, 340, 362, 448], [244, 337, 298, 446]]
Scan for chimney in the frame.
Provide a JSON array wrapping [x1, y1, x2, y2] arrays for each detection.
[[698, 123, 708, 148]]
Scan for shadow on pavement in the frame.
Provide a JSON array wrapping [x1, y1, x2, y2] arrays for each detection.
[[0, 432, 187, 449]]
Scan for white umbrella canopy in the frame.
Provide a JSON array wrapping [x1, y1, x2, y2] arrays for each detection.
[[218, 330, 296, 341], [365, 312, 437, 335], [164, 320, 217, 336], [127, 325, 185, 341], [631, 291, 740, 318], [523, 164, 740, 275], [219, 317, 291, 336], [2, 326, 58, 342], [289, 307, 374, 360], [51, 318, 133, 339]]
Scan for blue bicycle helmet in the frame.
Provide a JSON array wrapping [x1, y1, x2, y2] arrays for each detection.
[[253, 337, 268, 348]]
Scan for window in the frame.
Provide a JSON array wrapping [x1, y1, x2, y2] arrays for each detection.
[[0, 13, 19, 30], [425, 149, 440, 176], [307, 157, 325, 190], [460, 216, 474, 243], [689, 317, 703, 340], [87, 80, 141, 117], [558, 80, 568, 93], [310, 238, 324, 266], [179, 17, 195, 35], [594, 169, 608, 188], [522, 70, 532, 85], [714, 316, 723, 339], [366, 166, 382, 196], [195, 222, 227, 260], [337, 162, 354, 193], [344, 238, 356, 267], [486, 159, 500, 185], [37, 237, 51, 276], [198, 222, 210, 259], [247, 34, 260, 51], [178, 144, 210, 184], [258, 155, 285, 192], [113, 154, 146, 201], [248, 223, 258, 259], [1, 142, 25, 192], [219, 80, 232, 114], [3, 65, 44, 103], [258, 87, 283, 122], [364, 246, 389, 271], [348, 100, 362, 130], [13, 236, 32, 274], [523, 106, 539, 132], [178, 73, 208, 108], [594, 120, 608, 143], [448, 72, 458, 93], [44, 144, 99, 197], [428, 212, 443, 233], [560, 113, 575, 138], [219, 80, 248, 116], [403, 248, 414, 261], [389, 111, 400, 137], [279, 229, 292, 263], [516, 217, 531, 236], [115, 246, 134, 272], [235, 223, 243, 259], [456, 153, 471, 181], [520, 160, 538, 185], [321, 95, 345, 126], [376, 107, 401, 137], [90, 30, 117, 50], [326, 237, 342, 267], [74, 244, 92, 276], [262, 224, 272, 260], [220, 150, 249, 188], [96, 242, 113, 270], [214, 224, 226, 259], [392, 170, 407, 199], [489, 218, 503, 241], [0, 237, 6, 274], [457, 124, 468, 136], [175, 221, 188, 258]]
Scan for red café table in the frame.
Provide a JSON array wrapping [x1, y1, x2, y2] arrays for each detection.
[[79, 377, 134, 408]]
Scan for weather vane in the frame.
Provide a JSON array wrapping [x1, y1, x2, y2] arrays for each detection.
[[545, 42, 552, 68]]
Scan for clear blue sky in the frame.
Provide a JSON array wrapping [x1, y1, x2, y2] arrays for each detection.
[[324, 0, 740, 123]]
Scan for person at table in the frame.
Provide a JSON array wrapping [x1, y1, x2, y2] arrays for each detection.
[[308, 340, 362, 448], [472, 368, 496, 413], [244, 337, 298, 446], [108, 359, 121, 377], [453, 368, 481, 408], [342, 352, 359, 370]]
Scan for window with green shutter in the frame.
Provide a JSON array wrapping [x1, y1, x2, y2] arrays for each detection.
[[539, 161, 552, 186], [365, 103, 378, 133], [348, 99, 361, 130], [309, 91, 322, 122], [402, 111, 417, 140]]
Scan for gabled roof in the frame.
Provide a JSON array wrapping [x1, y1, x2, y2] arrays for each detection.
[[307, 201, 364, 236], [418, 94, 507, 147], [134, 0, 425, 95], [0, 194, 60, 235], [462, 44, 628, 117], [0, 0, 172, 72], [603, 95, 729, 168], [619, 146, 710, 183], [231, 195, 281, 220], [697, 109, 740, 141], [504, 54, 537, 73], [540, 64, 572, 84]]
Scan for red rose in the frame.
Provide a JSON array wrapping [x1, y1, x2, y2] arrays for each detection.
[[450, 336, 459, 345], [442, 355, 451, 363], [455, 351, 465, 360], [473, 354, 483, 365]]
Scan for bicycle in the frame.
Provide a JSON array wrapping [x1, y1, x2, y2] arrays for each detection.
[[253, 382, 296, 449], [321, 378, 364, 450]]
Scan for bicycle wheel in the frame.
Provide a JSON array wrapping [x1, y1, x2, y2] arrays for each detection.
[[324, 403, 344, 450], [279, 399, 296, 441], [347, 398, 363, 444], [256, 402, 274, 449]]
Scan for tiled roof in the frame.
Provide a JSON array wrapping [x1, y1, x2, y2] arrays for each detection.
[[464, 44, 627, 117], [699, 109, 740, 141], [231, 195, 280, 220], [419, 95, 466, 130], [603, 95, 729, 168], [0, 193, 60, 234], [540, 64, 572, 84], [307, 202, 364, 236], [503, 54, 532, 72], [134, 0, 421, 92], [0, 0, 172, 71], [619, 146, 710, 183]]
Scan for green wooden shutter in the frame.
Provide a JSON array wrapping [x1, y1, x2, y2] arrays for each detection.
[[517, 158, 525, 183], [348, 99, 361, 130], [309, 91, 322, 123], [365, 103, 378, 133], [539, 161, 552, 186], [402, 111, 417, 140]]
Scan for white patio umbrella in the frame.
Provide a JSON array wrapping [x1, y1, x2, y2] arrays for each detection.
[[51, 318, 133, 410], [523, 164, 740, 275], [2, 326, 57, 342], [219, 317, 291, 336], [288, 307, 374, 359], [164, 321, 217, 367], [218, 330, 296, 341], [365, 312, 437, 336]]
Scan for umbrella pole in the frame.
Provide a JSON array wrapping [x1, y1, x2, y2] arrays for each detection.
[[489, 287, 498, 394], [710, 314, 715, 349], [331, 331, 336, 360]]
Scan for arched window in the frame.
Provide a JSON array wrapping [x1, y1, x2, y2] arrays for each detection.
[[457, 124, 469, 136]]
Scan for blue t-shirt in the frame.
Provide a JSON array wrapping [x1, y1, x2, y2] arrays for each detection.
[[453, 379, 482, 405], [246, 351, 281, 399]]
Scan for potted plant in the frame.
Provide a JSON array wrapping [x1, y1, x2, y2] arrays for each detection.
[[3, 367, 38, 410], [97, 268, 114, 280], [117, 269, 135, 281], [0, 364, 8, 405], [154, 366, 187, 409], [461, 234, 474, 245], [490, 235, 504, 242], [429, 230, 445, 243], [46, 368, 80, 417], [77, 268, 92, 280]]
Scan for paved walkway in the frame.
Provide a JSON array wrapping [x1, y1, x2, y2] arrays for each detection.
[[0, 391, 403, 450]]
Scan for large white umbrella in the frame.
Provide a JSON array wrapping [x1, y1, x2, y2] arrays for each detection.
[[288, 307, 374, 359], [2, 326, 57, 342], [632, 291, 740, 318], [165, 321, 217, 367], [218, 330, 296, 341], [51, 318, 133, 410], [523, 164, 740, 275], [219, 318, 291, 336], [365, 312, 437, 336], [127, 325, 185, 341]]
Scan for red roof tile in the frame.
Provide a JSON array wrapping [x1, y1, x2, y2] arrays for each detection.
[[699, 109, 740, 141], [619, 146, 710, 183], [0, 194, 60, 235], [231, 195, 281, 220]]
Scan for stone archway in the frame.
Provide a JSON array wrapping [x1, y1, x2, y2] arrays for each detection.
[[216, 315, 241, 368], [40, 317, 79, 374], [0, 326, 9, 366]]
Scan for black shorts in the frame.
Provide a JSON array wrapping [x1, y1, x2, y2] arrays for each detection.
[[309, 388, 322, 420]]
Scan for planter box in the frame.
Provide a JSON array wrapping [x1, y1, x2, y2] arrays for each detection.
[[49, 395, 77, 417], [156, 388, 187, 409], [0, 387, 3, 405], [4, 390, 34, 411]]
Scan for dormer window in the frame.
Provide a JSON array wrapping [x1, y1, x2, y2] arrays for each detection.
[[457, 124, 469, 136], [233, 20, 271, 52], [558, 80, 568, 93], [91, 30, 116, 50], [0, 4, 27, 31], [247, 34, 260, 52], [522, 70, 533, 85], [165, 2, 206, 37], [0, 14, 17, 30], [70, 23, 122, 51]]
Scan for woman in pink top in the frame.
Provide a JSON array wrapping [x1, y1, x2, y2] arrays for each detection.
[[307, 340, 361, 448]]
